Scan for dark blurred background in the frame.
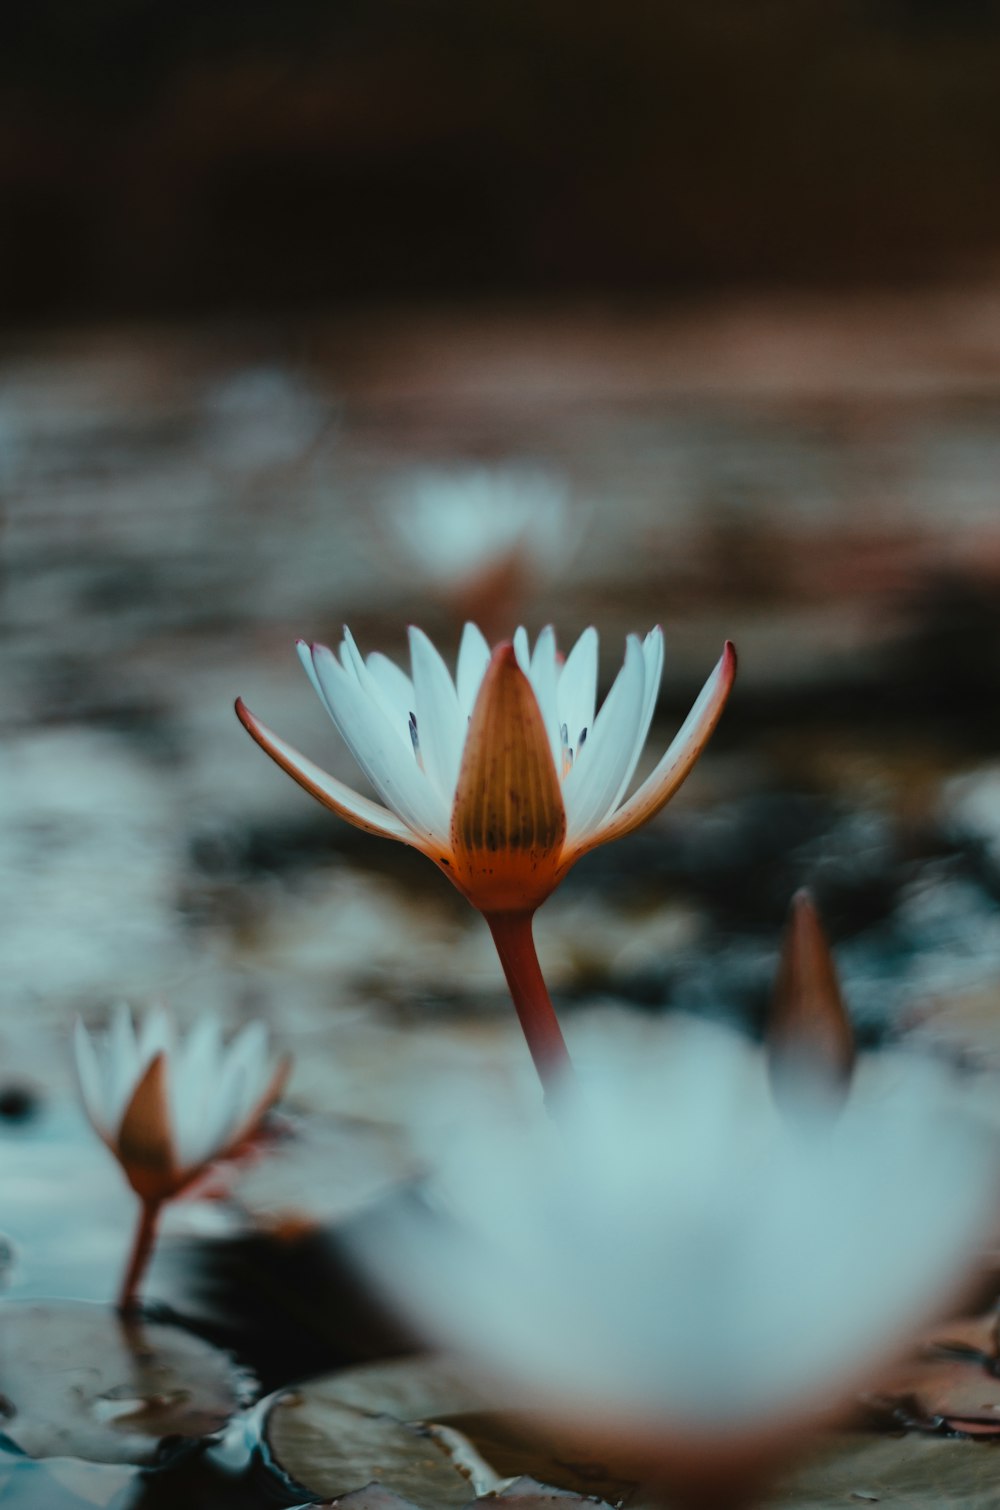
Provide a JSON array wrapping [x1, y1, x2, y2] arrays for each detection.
[[6, 0, 1000, 320]]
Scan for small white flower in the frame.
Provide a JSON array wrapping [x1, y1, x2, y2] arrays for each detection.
[[387, 465, 569, 585], [237, 622, 735, 914], [73, 1005, 290, 1204], [356, 1020, 998, 1457]]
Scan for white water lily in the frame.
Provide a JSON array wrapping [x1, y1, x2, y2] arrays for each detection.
[[236, 622, 735, 916], [356, 1020, 998, 1465], [73, 1005, 290, 1206], [237, 623, 735, 1091]]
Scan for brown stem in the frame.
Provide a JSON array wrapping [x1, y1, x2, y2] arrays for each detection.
[[118, 1197, 161, 1312], [484, 909, 574, 1093]]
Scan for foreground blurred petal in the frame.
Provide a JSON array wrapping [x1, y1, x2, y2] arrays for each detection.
[[353, 1020, 998, 1486], [235, 698, 419, 847], [577, 641, 737, 854]]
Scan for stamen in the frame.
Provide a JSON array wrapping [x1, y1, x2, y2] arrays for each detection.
[[408, 711, 424, 770], [578, 727, 588, 751], [560, 722, 573, 779]]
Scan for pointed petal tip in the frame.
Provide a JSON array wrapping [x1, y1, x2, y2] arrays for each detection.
[[769, 888, 854, 1103], [407, 623, 433, 650], [235, 697, 269, 742], [232, 697, 419, 846]]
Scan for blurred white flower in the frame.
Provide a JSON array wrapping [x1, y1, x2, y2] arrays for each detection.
[[74, 1005, 290, 1205], [388, 465, 569, 586], [237, 623, 735, 917], [356, 1020, 997, 1469], [200, 366, 332, 476]]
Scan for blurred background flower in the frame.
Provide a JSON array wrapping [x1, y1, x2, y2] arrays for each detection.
[[379, 464, 571, 638], [74, 1005, 289, 1305]]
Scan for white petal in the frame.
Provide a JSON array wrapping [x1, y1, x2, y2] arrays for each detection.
[[108, 1004, 139, 1132], [138, 1007, 172, 1066], [561, 635, 646, 842], [296, 637, 328, 707], [200, 1065, 248, 1163], [225, 1021, 270, 1111], [456, 623, 491, 716], [236, 699, 418, 846], [408, 626, 465, 800], [581, 642, 737, 852], [338, 625, 368, 683], [366, 651, 415, 716], [73, 1019, 106, 1136], [310, 643, 450, 840], [556, 626, 598, 754], [301, 634, 408, 755], [340, 629, 411, 747], [512, 626, 531, 673], [211, 1023, 270, 1152], [172, 1016, 223, 1169], [606, 626, 664, 813], [527, 626, 563, 772], [638, 628, 665, 749]]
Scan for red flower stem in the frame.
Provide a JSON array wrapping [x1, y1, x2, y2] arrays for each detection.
[[484, 909, 574, 1094], [118, 1196, 161, 1312]]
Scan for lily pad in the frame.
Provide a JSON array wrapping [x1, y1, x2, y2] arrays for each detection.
[[437, 1413, 639, 1504], [478, 1478, 615, 1506], [322, 1479, 615, 1510], [326, 1487, 427, 1510], [772, 1432, 1000, 1508], [264, 1356, 504, 1505], [0, 1301, 252, 1465], [265, 1387, 475, 1507], [265, 1356, 637, 1507], [286, 1355, 495, 1422]]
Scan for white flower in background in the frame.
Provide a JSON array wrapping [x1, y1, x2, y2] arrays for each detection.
[[237, 623, 735, 917], [388, 464, 569, 586], [74, 1005, 290, 1206], [355, 1020, 997, 1475]]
